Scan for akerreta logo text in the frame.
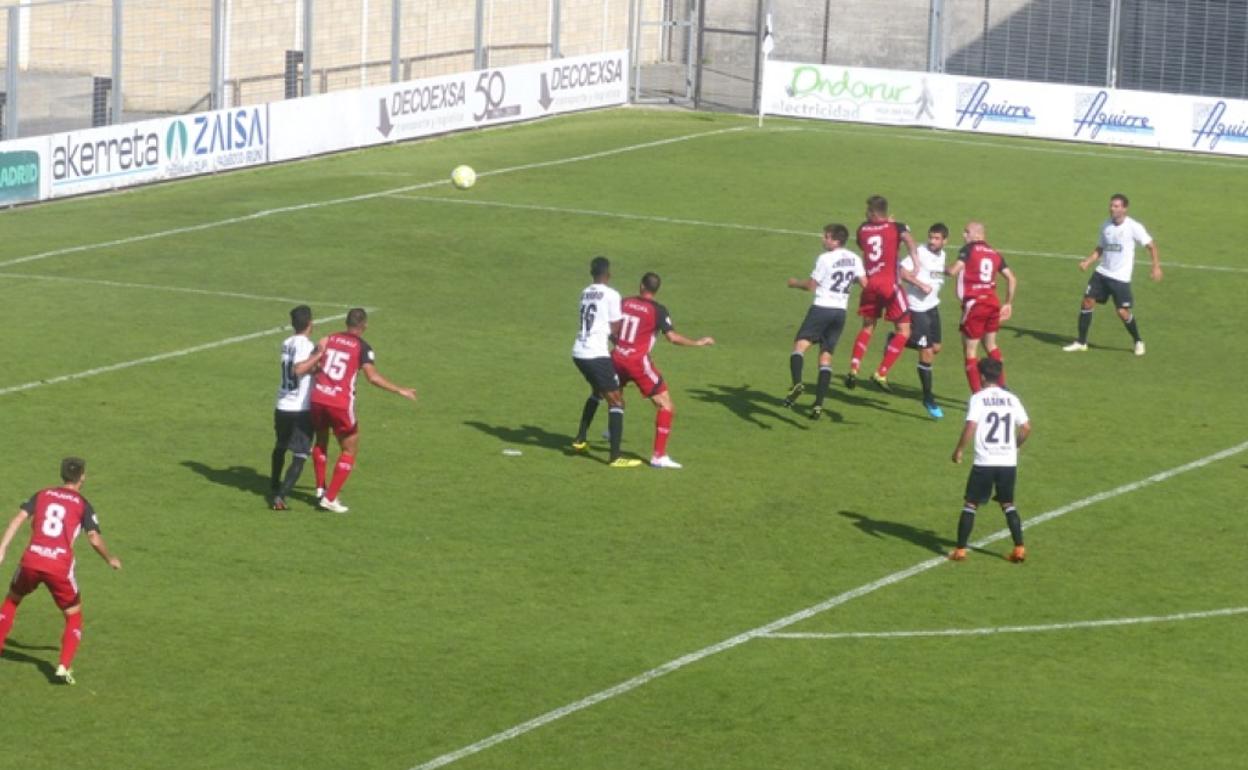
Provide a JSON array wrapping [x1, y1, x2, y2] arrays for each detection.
[[1191, 100, 1248, 150], [1073, 91, 1152, 139], [52, 128, 160, 184], [955, 81, 1035, 129]]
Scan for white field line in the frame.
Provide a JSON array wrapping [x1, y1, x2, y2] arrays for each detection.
[[389, 194, 1248, 276], [409, 438, 1248, 770], [0, 311, 352, 398], [762, 606, 1248, 641], [0, 271, 355, 307], [0, 127, 745, 271]]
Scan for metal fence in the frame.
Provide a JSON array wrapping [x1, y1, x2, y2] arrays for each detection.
[[632, 0, 1248, 113], [0, 0, 630, 139]]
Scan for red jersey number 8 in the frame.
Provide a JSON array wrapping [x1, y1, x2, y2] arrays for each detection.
[[42, 503, 67, 537]]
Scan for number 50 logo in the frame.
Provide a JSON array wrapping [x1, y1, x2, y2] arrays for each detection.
[[474, 71, 506, 122]]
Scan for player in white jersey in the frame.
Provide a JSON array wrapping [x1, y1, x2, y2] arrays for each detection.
[[900, 223, 949, 419], [949, 358, 1031, 563], [269, 305, 324, 510], [1063, 193, 1162, 356], [782, 224, 867, 420], [570, 256, 639, 468]]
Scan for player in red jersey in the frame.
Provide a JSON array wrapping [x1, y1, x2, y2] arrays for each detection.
[[945, 221, 1018, 392], [846, 195, 925, 392], [611, 273, 714, 469], [0, 457, 122, 685], [310, 307, 417, 513]]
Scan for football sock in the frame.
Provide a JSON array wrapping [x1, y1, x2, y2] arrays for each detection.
[[608, 407, 624, 459], [325, 453, 355, 502], [653, 408, 673, 458], [956, 506, 976, 548], [59, 611, 83, 669], [849, 328, 873, 371], [814, 366, 832, 407], [1122, 314, 1141, 342], [576, 395, 601, 443], [789, 352, 804, 387], [988, 348, 1006, 386], [1003, 505, 1024, 547], [278, 455, 306, 498], [1077, 308, 1093, 343], [964, 357, 981, 392], [877, 332, 908, 376], [917, 362, 934, 401], [0, 596, 18, 653], [312, 445, 328, 490], [269, 447, 285, 493]]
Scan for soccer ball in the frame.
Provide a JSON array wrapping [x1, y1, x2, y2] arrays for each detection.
[[451, 165, 476, 190]]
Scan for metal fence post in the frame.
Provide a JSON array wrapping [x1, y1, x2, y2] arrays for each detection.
[[551, 0, 561, 58], [5, 6, 17, 139], [1106, 0, 1122, 88], [391, 0, 401, 82], [111, 0, 123, 125], [210, 0, 224, 109], [474, 0, 486, 69], [303, 0, 314, 96], [927, 0, 945, 72]]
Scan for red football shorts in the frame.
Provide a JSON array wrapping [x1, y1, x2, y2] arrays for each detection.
[[959, 298, 1002, 340], [10, 563, 80, 610], [311, 402, 358, 438], [612, 354, 667, 398], [857, 281, 910, 323]]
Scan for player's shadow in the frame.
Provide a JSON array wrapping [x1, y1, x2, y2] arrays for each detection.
[[686, 384, 813, 430], [180, 461, 320, 505], [461, 421, 595, 457], [827, 387, 938, 422], [0, 639, 60, 683], [1005, 324, 1130, 353], [838, 510, 961, 555]]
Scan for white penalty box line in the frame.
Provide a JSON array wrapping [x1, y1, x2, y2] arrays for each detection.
[[762, 606, 1248, 641], [409, 438, 1248, 770], [389, 194, 1248, 276]]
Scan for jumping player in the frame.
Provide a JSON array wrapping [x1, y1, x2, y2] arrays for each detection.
[[950, 358, 1031, 563], [846, 195, 924, 392], [946, 221, 1017, 393], [0, 457, 123, 685], [783, 223, 866, 419], [612, 272, 715, 468], [310, 308, 417, 513]]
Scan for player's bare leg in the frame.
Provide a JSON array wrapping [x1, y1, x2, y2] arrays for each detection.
[[847, 319, 877, 388], [983, 332, 1005, 387], [784, 339, 813, 406], [0, 591, 22, 657], [604, 390, 640, 467], [319, 431, 358, 512], [1116, 305, 1144, 355], [1065, 296, 1096, 351], [648, 390, 680, 468], [55, 604, 83, 684], [872, 319, 910, 391], [810, 350, 835, 420], [311, 427, 331, 499], [963, 337, 983, 393]]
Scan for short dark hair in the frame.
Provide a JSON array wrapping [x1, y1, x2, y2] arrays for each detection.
[[61, 456, 85, 483], [640, 272, 662, 293], [346, 307, 368, 328], [1111, 193, 1129, 207], [928, 222, 949, 238], [290, 304, 312, 333], [823, 223, 849, 245], [590, 256, 610, 280], [977, 357, 1003, 384], [866, 195, 889, 216]]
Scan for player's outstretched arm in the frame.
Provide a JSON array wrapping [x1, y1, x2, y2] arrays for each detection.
[[0, 510, 30, 566], [945, 260, 964, 277], [1000, 267, 1018, 322], [1080, 247, 1103, 272], [362, 363, 417, 401], [787, 277, 816, 292], [952, 421, 976, 463], [665, 331, 714, 347], [1147, 241, 1163, 281], [87, 531, 122, 570]]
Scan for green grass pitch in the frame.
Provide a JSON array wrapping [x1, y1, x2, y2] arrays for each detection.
[[0, 107, 1245, 769]]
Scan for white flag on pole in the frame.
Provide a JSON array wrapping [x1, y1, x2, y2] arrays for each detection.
[[758, 14, 775, 127]]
